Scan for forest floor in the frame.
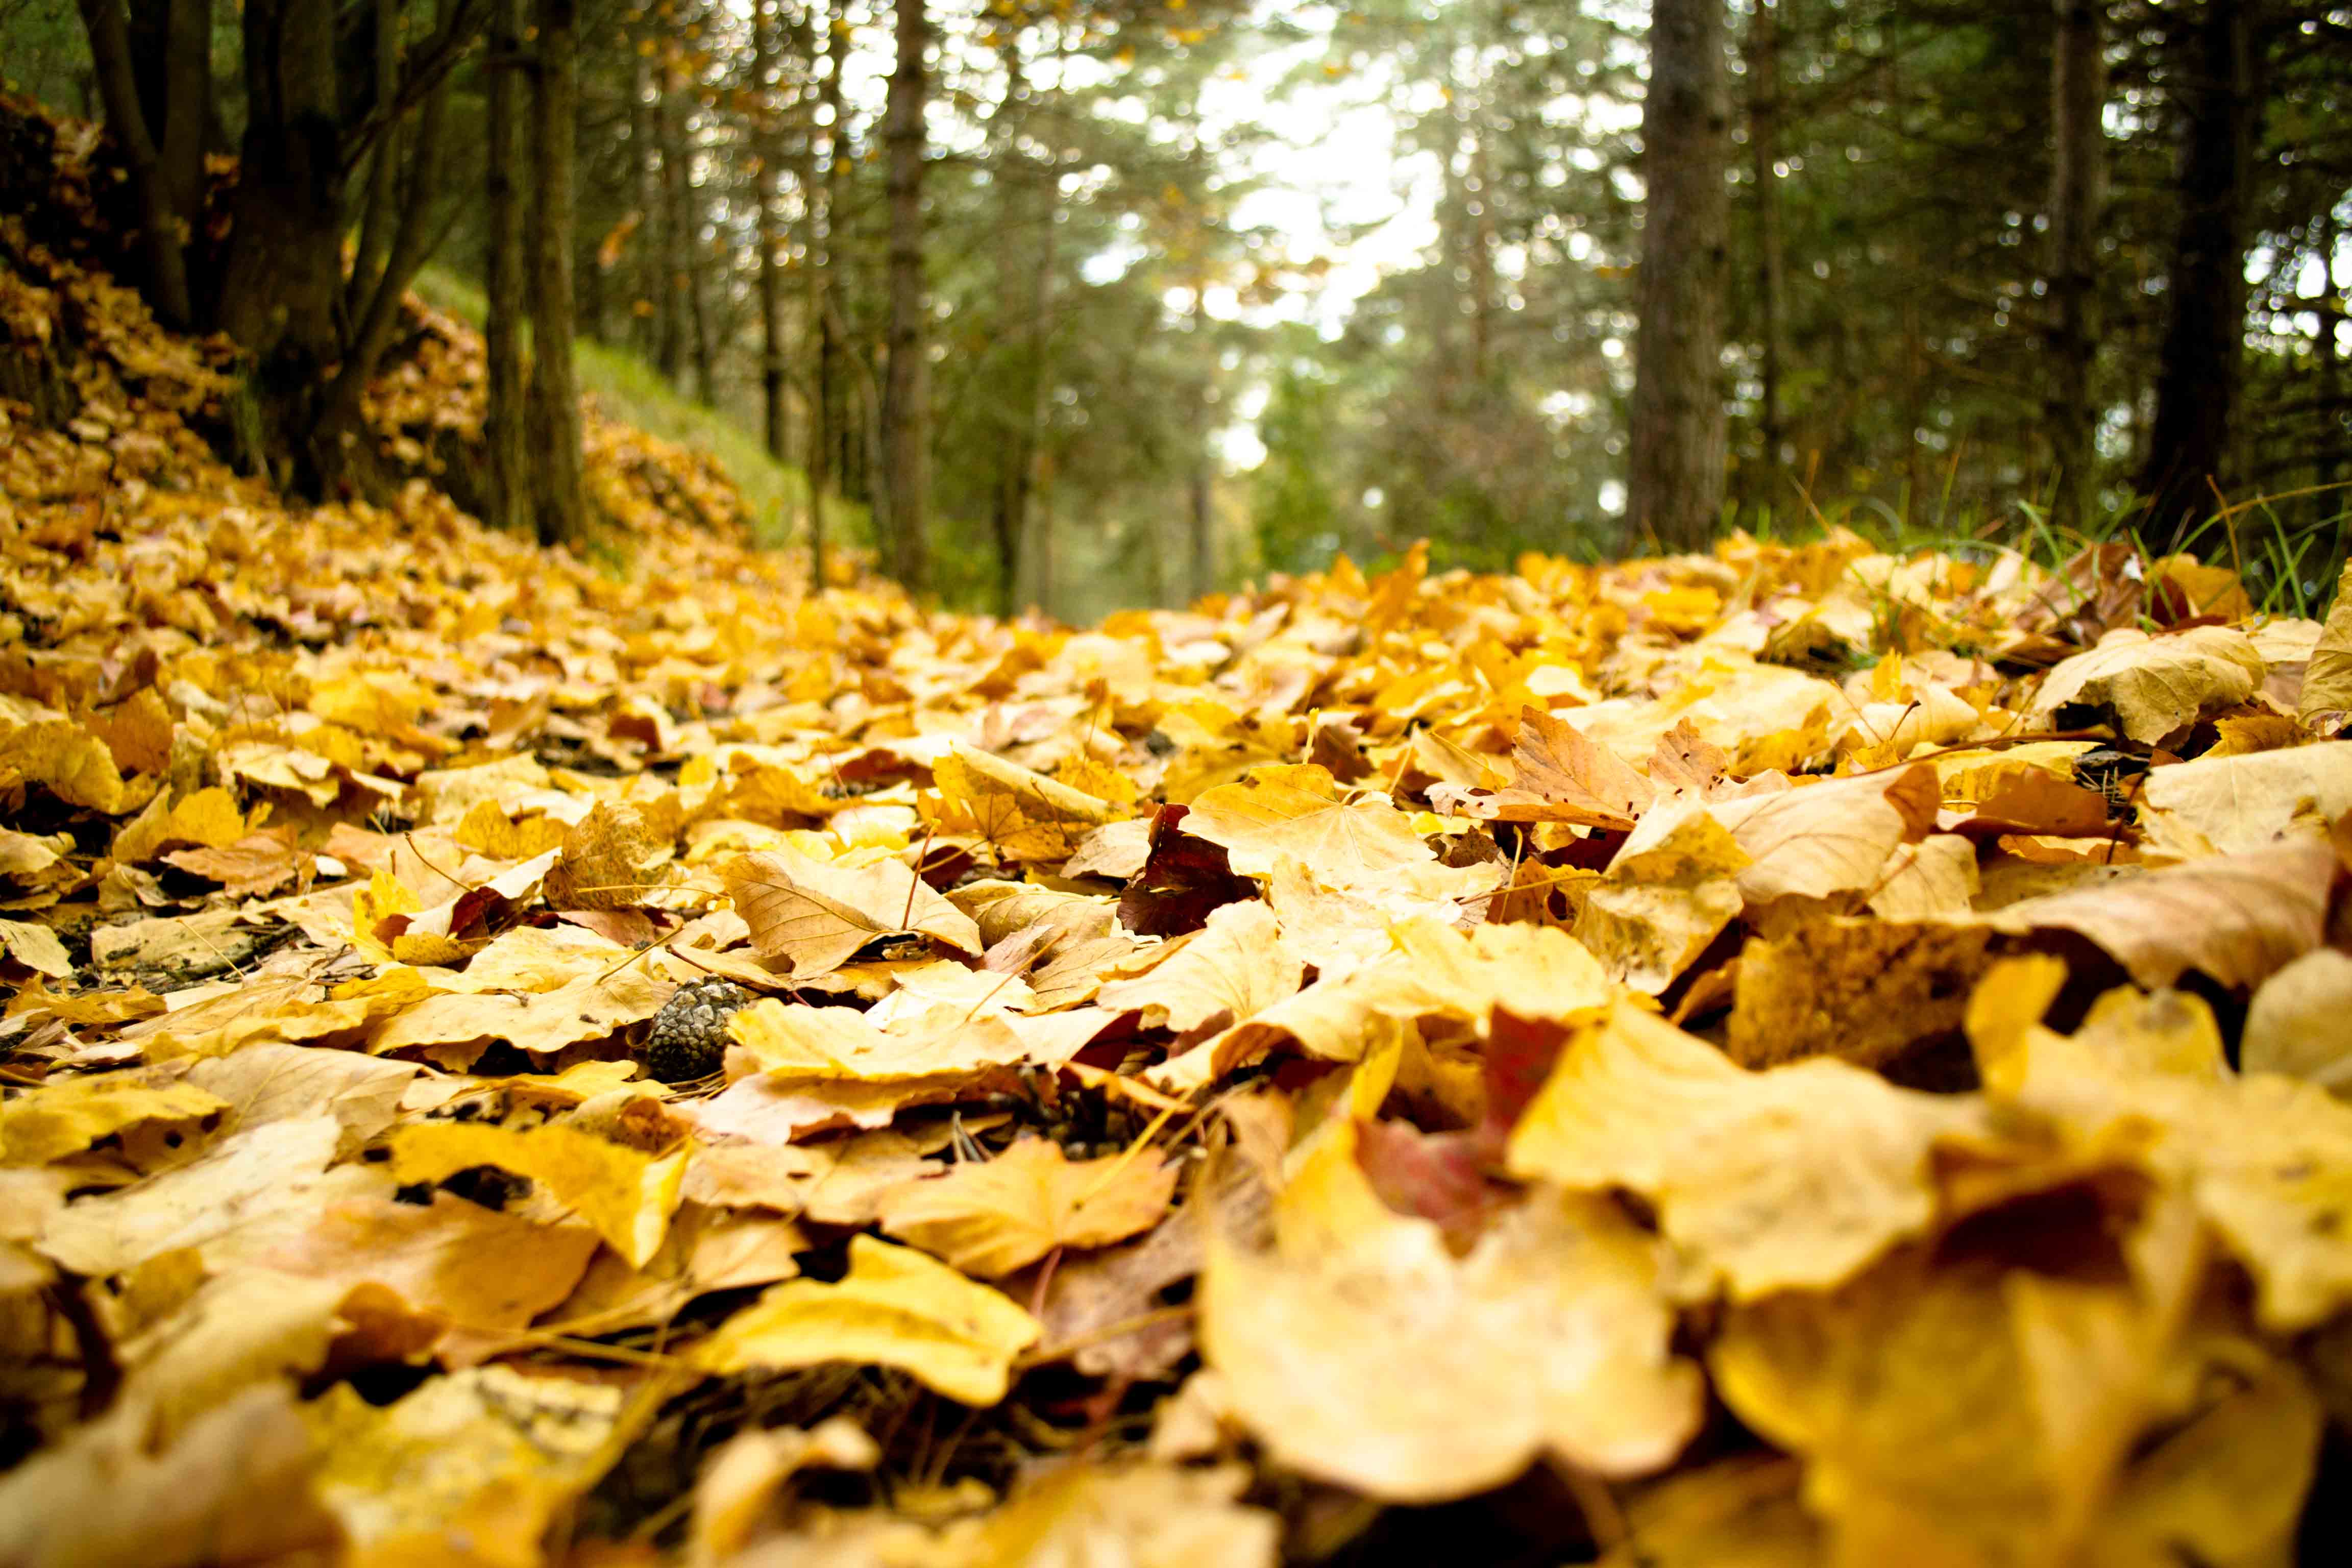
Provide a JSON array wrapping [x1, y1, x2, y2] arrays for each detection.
[[6, 100, 2352, 1568]]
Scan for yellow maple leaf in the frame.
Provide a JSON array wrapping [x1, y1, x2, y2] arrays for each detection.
[[699, 1234, 1040, 1405]]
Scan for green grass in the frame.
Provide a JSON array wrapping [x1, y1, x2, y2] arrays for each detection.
[[410, 265, 867, 554]]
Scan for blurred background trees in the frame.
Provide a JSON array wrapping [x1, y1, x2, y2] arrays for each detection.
[[12, 0, 2351, 611]]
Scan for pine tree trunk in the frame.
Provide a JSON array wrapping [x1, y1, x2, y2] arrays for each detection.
[[527, 0, 585, 547], [484, 0, 530, 533], [2047, 0, 2105, 530], [655, 58, 689, 387], [1189, 288, 1214, 604], [2138, 0, 2262, 547], [1747, 0, 1786, 499], [753, 0, 789, 465], [807, 0, 848, 593], [880, 0, 932, 591], [1626, 0, 1731, 553], [632, 45, 662, 362], [988, 36, 1051, 620]]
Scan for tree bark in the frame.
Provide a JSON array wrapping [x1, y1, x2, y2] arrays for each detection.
[[1747, 0, 1787, 498], [215, 0, 346, 486], [2137, 0, 2263, 547], [2046, 0, 2105, 530], [631, 43, 662, 362], [1189, 287, 1214, 604], [988, 34, 1053, 620], [73, 0, 194, 326], [655, 55, 689, 386], [807, 0, 849, 593], [752, 0, 790, 466], [880, 0, 932, 590], [484, 0, 530, 533], [527, 0, 585, 547], [1627, 0, 1731, 553]]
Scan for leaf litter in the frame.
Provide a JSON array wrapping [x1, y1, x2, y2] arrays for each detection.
[[6, 108, 2352, 1567]]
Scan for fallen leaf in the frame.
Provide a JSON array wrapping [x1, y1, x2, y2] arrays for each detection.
[[386, 1120, 689, 1267], [878, 1136, 1180, 1277], [725, 845, 983, 977], [1508, 1001, 1978, 1298], [1094, 899, 1302, 1034], [699, 1233, 1041, 1405], [1202, 1137, 1701, 1502], [2027, 625, 2266, 744], [1430, 705, 1656, 829], [1, 1069, 225, 1166], [1986, 837, 2338, 989], [1180, 764, 1435, 888]]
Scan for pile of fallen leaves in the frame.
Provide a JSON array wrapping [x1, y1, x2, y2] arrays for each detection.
[[9, 128, 2352, 1568]]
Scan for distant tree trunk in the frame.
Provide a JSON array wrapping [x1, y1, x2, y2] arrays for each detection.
[[752, 0, 790, 469], [527, 0, 585, 547], [73, 0, 196, 327], [1627, 0, 1731, 553], [484, 0, 530, 533], [2317, 207, 2344, 518], [987, 36, 1052, 620], [2046, 0, 2106, 530], [2138, 0, 2263, 547], [655, 57, 689, 386], [1747, 0, 1787, 497], [1466, 127, 1497, 389], [880, 0, 932, 591], [1189, 287, 1215, 603], [807, 0, 849, 592], [631, 44, 662, 362]]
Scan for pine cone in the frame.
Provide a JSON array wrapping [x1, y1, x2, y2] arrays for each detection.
[[640, 977, 753, 1083]]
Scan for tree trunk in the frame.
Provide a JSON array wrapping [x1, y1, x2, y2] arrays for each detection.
[[1747, 0, 1786, 500], [752, 0, 790, 466], [215, 0, 346, 486], [2046, 0, 2105, 530], [987, 35, 1052, 620], [1189, 288, 1215, 604], [527, 0, 585, 547], [807, 0, 849, 593], [2137, 0, 2262, 547], [484, 0, 530, 533], [631, 44, 662, 362], [1626, 0, 1731, 553], [880, 0, 932, 591], [655, 57, 689, 386], [73, 0, 195, 327], [2317, 207, 2344, 520]]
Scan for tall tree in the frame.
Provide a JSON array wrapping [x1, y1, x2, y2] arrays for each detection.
[[483, 0, 529, 533], [1627, 0, 1731, 552], [2139, 0, 2264, 544], [750, 0, 791, 467], [2046, 0, 2106, 529], [1746, 0, 1787, 500], [806, 0, 851, 593], [528, 0, 585, 546], [881, 0, 933, 590]]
